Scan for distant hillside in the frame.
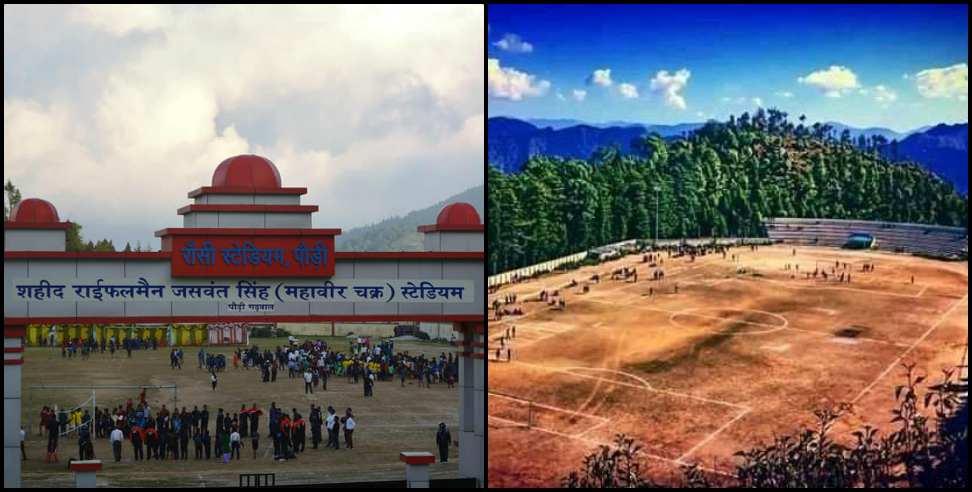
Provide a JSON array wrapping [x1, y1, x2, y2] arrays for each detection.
[[489, 113, 968, 274], [336, 185, 483, 251], [489, 117, 684, 173], [881, 123, 968, 194], [821, 121, 910, 142], [489, 116, 924, 174]]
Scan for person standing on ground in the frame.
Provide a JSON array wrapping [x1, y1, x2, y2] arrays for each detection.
[[436, 422, 451, 463], [110, 426, 124, 462], [131, 424, 144, 461], [251, 431, 259, 459], [230, 428, 242, 460], [343, 408, 355, 449], [201, 427, 211, 460], [303, 369, 313, 394], [310, 404, 322, 450], [211, 370, 218, 391]]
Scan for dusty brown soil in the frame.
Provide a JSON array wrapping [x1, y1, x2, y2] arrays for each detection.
[[488, 245, 968, 487], [20, 336, 460, 487]]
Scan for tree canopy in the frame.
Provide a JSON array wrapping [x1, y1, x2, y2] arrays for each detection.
[[488, 109, 968, 275]]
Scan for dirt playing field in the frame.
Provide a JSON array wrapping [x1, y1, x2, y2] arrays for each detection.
[[20, 335, 460, 487], [487, 244, 968, 487]]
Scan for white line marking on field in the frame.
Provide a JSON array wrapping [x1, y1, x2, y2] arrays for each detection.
[[489, 411, 734, 477], [573, 418, 612, 439], [741, 276, 925, 299], [489, 391, 609, 423], [852, 294, 967, 405], [511, 361, 750, 411], [677, 408, 751, 462]]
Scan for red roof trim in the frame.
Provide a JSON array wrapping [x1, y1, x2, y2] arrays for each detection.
[[4, 359, 24, 365], [5, 347, 25, 353], [5, 251, 482, 260], [4, 221, 73, 230], [4, 315, 484, 324], [4, 251, 170, 260], [417, 224, 485, 233], [335, 251, 483, 260], [177, 204, 319, 215], [155, 228, 342, 237], [187, 186, 307, 198]]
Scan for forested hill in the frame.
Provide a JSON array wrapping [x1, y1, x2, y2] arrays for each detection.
[[336, 184, 483, 252], [488, 109, 968, 275]]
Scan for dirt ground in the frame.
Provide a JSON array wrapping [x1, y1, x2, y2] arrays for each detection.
[[487, 244, 968, 487], [19, 335, 460, 487]]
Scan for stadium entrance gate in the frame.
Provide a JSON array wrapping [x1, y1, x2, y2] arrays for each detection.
[[3, 155, 485, 487]]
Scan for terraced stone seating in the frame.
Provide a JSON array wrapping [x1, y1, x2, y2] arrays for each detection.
[[764, 217, 968, 259]]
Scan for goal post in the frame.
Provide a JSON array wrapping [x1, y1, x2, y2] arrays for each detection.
[[26, 384, 178, 437]]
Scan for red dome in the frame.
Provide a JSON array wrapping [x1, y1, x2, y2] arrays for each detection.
[[212, 155, 282, 188], [436, 202, 481, 226], [9, 198, 60, 223]]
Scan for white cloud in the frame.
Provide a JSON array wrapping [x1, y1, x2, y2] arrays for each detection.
[[4, 5, 484, 248], [69, 4, 171, 36], [752, 97, 763, 107], [872, 85, 897, 103], [492, 33, 533, 54], [775, 91, 794, 98], [587, 68, 613, 87], [618, 83, 639, 99], [649, 68, 690, 109], [488, 58, 550, 101], [912, 63, 967, 101], [798, 65, 860, 97], [572, 89, 587, 102], [556, 91, 566, 101]]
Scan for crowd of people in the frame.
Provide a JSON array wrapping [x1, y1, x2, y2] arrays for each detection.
[[35, 393, 451, 465], [212, 338, 459, 394], [54, 332, 158, 359], [29, 334, 458, 466]]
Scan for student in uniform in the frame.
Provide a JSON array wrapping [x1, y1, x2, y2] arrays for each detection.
[[230, 429, 242, 460], [194, 430, 204, 459], [131, 424, 144, 461], [343, 408, 356, 449], [201, 428, 212, 460], [436, 423, 451, 463], [251, 431, 259, 459], [110, 426, 124, 462], [310, 405, 323, 449]]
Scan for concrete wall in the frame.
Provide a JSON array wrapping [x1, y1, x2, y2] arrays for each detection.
[[4, 229, 66, 252], [424, 231, 484, 252], [182, 212, 313, 228], [4, 257, 482, 320], [195, 194, 301, 205]]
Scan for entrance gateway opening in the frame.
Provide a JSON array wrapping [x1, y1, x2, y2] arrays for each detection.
[[3, 154, 485, 487]]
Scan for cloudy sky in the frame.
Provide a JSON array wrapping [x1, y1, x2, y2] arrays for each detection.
[[4, 5, 484, 249], [488, 4, 967, 132]]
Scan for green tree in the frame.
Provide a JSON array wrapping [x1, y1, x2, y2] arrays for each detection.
[[4, 179, 23, 220]]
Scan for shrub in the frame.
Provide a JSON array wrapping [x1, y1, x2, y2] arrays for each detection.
[[564, 362, 968, 488]]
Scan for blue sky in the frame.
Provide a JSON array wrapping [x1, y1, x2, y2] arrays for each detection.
[[488, 4, 967, 132]]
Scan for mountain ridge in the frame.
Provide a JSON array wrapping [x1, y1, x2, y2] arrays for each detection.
[[335, 184, 484, 251]]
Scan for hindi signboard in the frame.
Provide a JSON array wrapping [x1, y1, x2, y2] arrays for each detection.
[[170, 235, 336, 277]]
